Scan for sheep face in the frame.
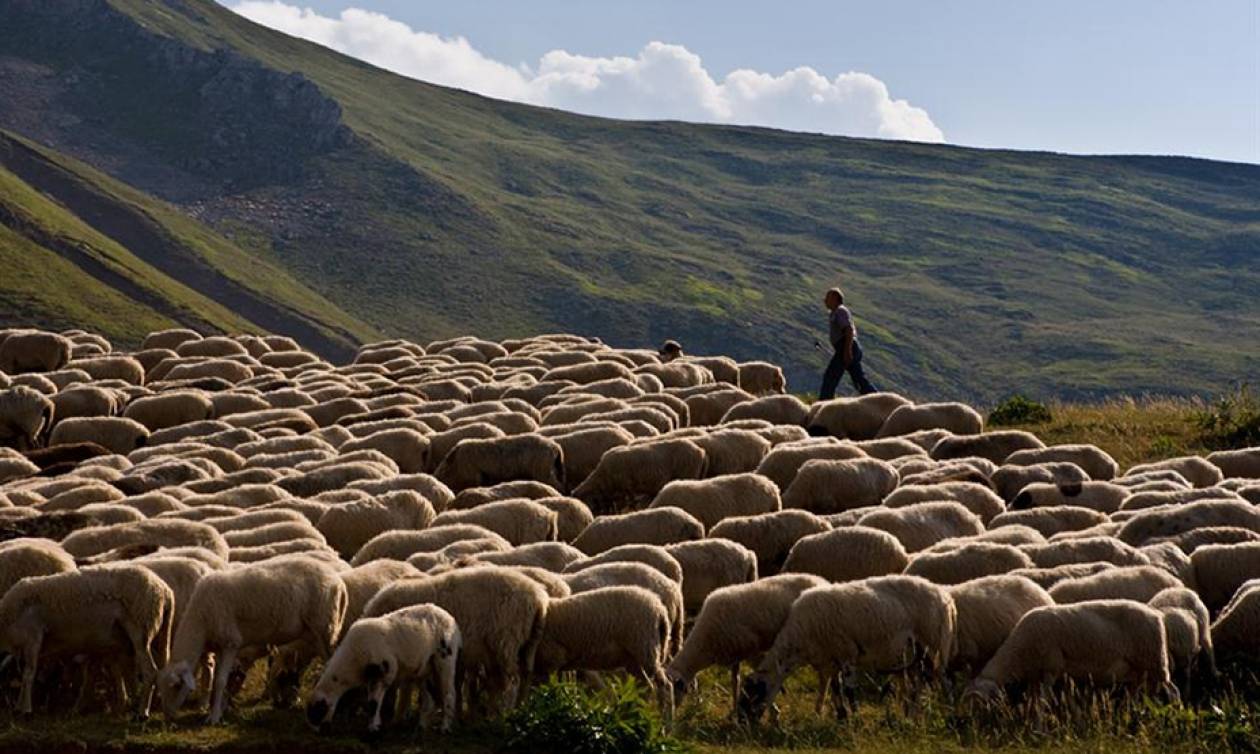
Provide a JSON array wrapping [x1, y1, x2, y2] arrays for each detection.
[[307, 651, 394, 731], [736, 673, 775, 723], [963, 677, 1004, 703], [158, 660, 197, 717]]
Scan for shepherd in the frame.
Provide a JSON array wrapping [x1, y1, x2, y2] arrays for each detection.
[[818, 287, 878, 399]]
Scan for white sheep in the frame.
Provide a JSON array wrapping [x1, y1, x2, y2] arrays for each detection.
[[736, 362, 786, 395], [571, 438, 707, 511], [350, 525, 510, 566], [781, 457, 898, 515], [876, 402, 983, 438], [1148, 587, 1215, 689], [807, 393, 912, 441], [648, 473, 781, 531], [1116, 499, 1260, 546], [931, 431, 1045, 465], [562, 543, 684, 583], [123, 392, 215, 432], [1008, 481, 1130, 514], [61, 519, 229, 561], [991, 462, 1090, 502], [562, 561, 686, 654], [450, 480, 562, 510], [906, 542, 1035, 585], [1127, 457, 1223, 489], [754, 439, 867, 491], [1207, 448, 1260, 480], [1211, 580, 1260, 660], [1005, 444, 1119, 481], [989, 506, 1109, 539], [0, 386, 55, 451], [432, 500, 559, 546], [316, 490, 437, 559], [947, 574, 1053, 672], [782, 526, 909, 583], [572, 506, 704, 555], [1048, 565, 1182, 604], [665, 538, 758, 613], [306, 604, 461, 732], [1020, 537, 1149, 569], [1189, 541, 1260, 612], [883, 481, 1005, 524], [857, 502, 984, 552], [708, 509, 831, 576]]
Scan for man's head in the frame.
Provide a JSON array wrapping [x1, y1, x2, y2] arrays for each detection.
[[824, 288, 844, 310], [659, 340, 683, 362]]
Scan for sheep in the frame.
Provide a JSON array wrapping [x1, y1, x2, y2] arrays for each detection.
[[1021, 537, 1150, 569], [989, 506, 1109, 539], [432, 500, 559, 546], [561, 562, 685, 654], [339, 428, 429, 474], [876, 402, 983, 438], [450, 480, 562, 510], [781, 526, 909, 583], [0, 540, 77, 596], [1211, 580, 1260, 660], [435, 433, 564, 492], [152, 557, 341, 721], [339, 559, 422, 626], [471, 542, 586, 573], [222, 521, 325, 549], [781, 457, 897, 514], [1005, 444, 1119, 481], [350, 525, 510, 566], [1156, 526, 1260, 553], [0, 453, 39, 484], [739, 575, 956, 721], [68, 356, 145, 385], [571, 507, 704, 556], [1116, 499, 1260, 547], [307, 604, 461, 733], [648, 473, 781, 531], [572, 438, 707, 512], [540, 425, 634, 491], [905, 543, 1035, 585], [665, 539, 758, 613], [807, 393, 912, 441], [0, 330, 72, 374], [1119, 487, 1241, 513], [931, 431, 1045, 465], [61, 519, 229, 561], [122, 392, 215, 432], [1048, 565, 1182, 604], [1207, 448, 1260, 480], [686, 389, 754, 426], [708, 509, 835, 576], [666, 573, 827, 713], [721, 395, 809, 427], [686, 429, 772, 477], [991, 462, 1090, 503], [277, 461, 394, 498], [1188, 542, 1260, 613], [0, 386, 55, 451], [49, 417, 149, 455], [736, 362, 786, 395], [1009, 481, 1130, 514], [528, 497, 595, 543], [1139, 542, 1196, 587], [853, 437, 926, 461], [947, 575, 1053, 672], [316, 491, 437, 558], [51, 386, 124, 423], [363, 566, 549, 713], [883, 481, 1006, 524], [350, 473, 455, 511], [1148, 587, 1214, 688], [754, 439, 867, 491], [1008, 562, 1114, 590], [0, 564, 175, 715], [857, 502, 984, 553], [1127, 457, 1223, 489]]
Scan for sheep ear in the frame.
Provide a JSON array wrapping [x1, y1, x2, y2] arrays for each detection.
[[362, 662, 386, 682]]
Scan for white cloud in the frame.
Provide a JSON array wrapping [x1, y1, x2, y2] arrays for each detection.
[[227, 1, 944, 142]]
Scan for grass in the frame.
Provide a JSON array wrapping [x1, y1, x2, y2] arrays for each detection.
[[1, 0, 1258, 398]]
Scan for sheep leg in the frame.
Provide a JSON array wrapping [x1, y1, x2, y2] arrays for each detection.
[[206, 647, 238, 725], [437, 658, 458, 733], [728, 663, 741, 718], [132, 633, 159, 720], [18, 638, 41, 716], [367, 682, 388, 733], [812, 665, 832, 715], [72, 661, 91, 714]]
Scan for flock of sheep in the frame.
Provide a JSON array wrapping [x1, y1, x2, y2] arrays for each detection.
[[0, 326, 1259, 734]]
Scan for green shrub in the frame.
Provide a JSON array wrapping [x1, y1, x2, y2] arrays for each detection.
[[1197, 385, 1260, 449], [989, 394, 1053, 426], [504, 678, 687, 754]]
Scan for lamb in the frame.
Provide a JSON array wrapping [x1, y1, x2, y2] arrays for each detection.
[[157, 556, 348, 723], [806, 393, 912, 441], [967, 600, 1177, 702], [350, 525, 510, 566], [572, 438, 707, 512], [362, 566, 549, 713], [1207, 448, 1260, 479], [931, 431, 1045, 465], [0, 564, 175, 715], [666, 574, 826, 714], [1188, 542, 1260, 612], [883, 481, 1006, 524], [905, 543, 1035, 585], [991, 462, 1090, 502], [754, 439, 867, 491], [1048, 565, 1182, 604], [0, 386, 55, 450], [782, 526, 910, 582], [857, 502, 984, 552], [1009, 481, 1130, 514], [781, 457, 898, 514], [947, 575, 1053, 672], [1021, 537, 1149, 569], [0, 330, 72, 374], [876, 402, 983, 438], [572, 507, 704, 556], [1005, 444, 1119, 481], [435, 433, 564, 492], [1127, 457, 1223, 489], [708, 510, 831, 576], [316, 490, 437, 559], [1148, 587, 1215, 688], [306, 604, 461, 733], [1116, 499, 1260, 546], [123, 392, 215, 432], [648, 473, 781, 531], [49, 417, 149, 455], [739, 575, 956, 721], [989, 506, 1109, 539], [432, 500, 559, 546], [736, 362, 786, 395], [61, 519, 229, 561], [665, 539, 758, 613]]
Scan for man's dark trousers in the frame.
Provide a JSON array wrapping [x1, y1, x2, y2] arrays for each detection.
[[819, 340, 878, 399]]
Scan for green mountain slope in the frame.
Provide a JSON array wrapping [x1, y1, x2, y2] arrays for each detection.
[[0, 0, 1256, 399]]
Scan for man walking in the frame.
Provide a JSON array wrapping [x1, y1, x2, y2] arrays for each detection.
[[818, 287, 878, 399]]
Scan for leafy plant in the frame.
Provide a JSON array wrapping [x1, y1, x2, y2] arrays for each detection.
[[1197, 385, 1260, 449], [504, 678, 687, 754], [989, 395, 1053, 426]]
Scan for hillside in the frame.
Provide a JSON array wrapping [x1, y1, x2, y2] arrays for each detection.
[[1, 0, 1257, 400]]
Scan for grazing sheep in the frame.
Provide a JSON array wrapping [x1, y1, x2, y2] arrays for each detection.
[[158, 556, 348, 723], [989, 506, 1109, 539], [1009, 481, 1130, 514], [1156, 526, 1260, 553], [931, 431, 1045, 465], [1116, 499, 1260, 546], [472, 542, 586, 573], [1005, 445, 1119, 481], [339, 559, 422, 625], [0, 386, 55, 450], [61, 519, 229, 561], [563, 544, 683, 584], [736, 362, 786, 395], [1189, 542, 1260, 612], [123, 392, 214, 432], [948, 575, 1053, 672], [432, 500, 559, 546], [0, 564, 174, 715], [782, 526, 909, 582], [525, 497, 594, 543], [1207, 448, 1260, 480], [450, 480, 562, 510], [665, 539, 758, 613], [781, 457, 898, 514], [436, 434, 564, 492], [1148, 587, 1215, 687], [0, 330, 72, 374], [278, 461, 394, 498], [222, 520, 326, 549], [306, 604, 461, 732], [1127, 457, 1223, 489], [1048, 565, 1182, 604], [648, 473, 781, 531], [1119, 487, 1240, 513], [51, 386, 124, 423], [709, 510, 831, 576], [68, 356, 145, 385], [0, 540, 77, 596], [316, 491, 437, 559], [572, 507, 704, 555], [876, 402, 983, 438], [350, 474, 455, 512], [666, 573, 827, 713], [1211, 581, 1260, 659], [350, 526, 510, 566], [857, 502, 984, 552], [562, 561, 685, 650], [721, 395, 809, 428], [572, 438, 707, 512], [686, 389, 754, 426], [1021, 537, 1149, 569], [363, 566, 549, 714], [50, 417, 149, 455], [991, 462, 1090, 502], [341, 428, 429, 474], [906, 543, 1035, 585], [739, 575, 956, 721], [754, 439, 867, 491], [883, 482, 1005, 524], [968, 600, 1176, 703], [685, 429, 772, 477], [853, 437, 925, 461], [807, 394, 912, 441]]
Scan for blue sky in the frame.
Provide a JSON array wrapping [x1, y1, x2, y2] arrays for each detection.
[[228, 1, 1259, 164]]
